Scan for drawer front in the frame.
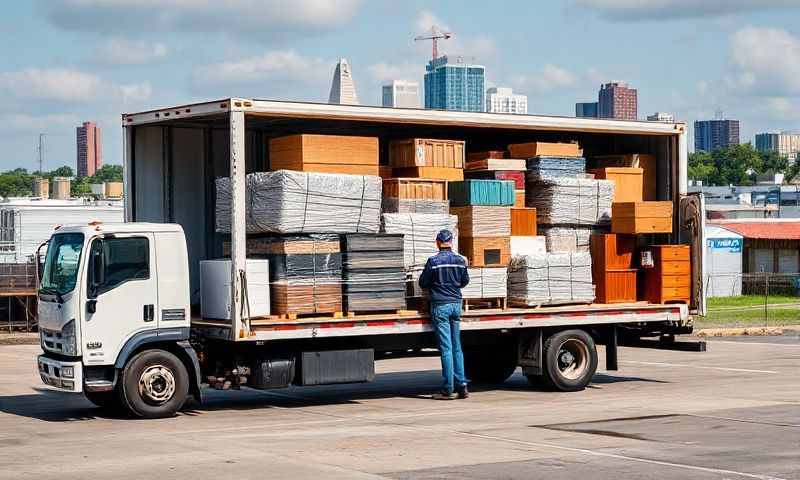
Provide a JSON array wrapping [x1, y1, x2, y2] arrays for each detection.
[[660, 286, 690, 302], [658, 261, 690, 276], [657, 246, 690, 261], [661, 275, 690, 288]]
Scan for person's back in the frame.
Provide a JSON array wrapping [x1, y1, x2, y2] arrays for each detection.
[[418, 229, 470, 400]]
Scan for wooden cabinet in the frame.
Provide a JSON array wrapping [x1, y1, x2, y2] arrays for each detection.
[[591, 234, 637, 304], [641, 245, 691, 304], [595, 269, 638, 304]]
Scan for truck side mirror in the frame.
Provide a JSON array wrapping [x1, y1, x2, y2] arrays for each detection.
[[35, 241, 48, 285], [89, 241, 105, 298]]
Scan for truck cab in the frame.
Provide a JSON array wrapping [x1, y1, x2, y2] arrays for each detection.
[[37, 222, 200, 418]]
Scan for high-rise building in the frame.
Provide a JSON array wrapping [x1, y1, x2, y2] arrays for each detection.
[[424, 55, 485, 112], [756, 131, 800, 163], [485, 87, 527, 114], [598, 82, 637, 120], [647, 112, 675, 123], [328, 58, 359, 105], [694, 119, 740, 152], [382, 80, 421, 108], [575, 102, 598, 118], [76, 121, 102, 177]]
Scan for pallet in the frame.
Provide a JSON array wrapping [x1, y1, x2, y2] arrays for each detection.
[[463, 297, 507, 311], [346, 309, 419, 318], [266, 311, 344, 321]]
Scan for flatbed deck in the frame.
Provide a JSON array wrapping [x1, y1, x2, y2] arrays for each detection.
[[192, 302, 688, 341]]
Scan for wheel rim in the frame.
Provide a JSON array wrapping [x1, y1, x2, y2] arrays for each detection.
[[138, 365, 176, 405], [556, 339, 589, 380]]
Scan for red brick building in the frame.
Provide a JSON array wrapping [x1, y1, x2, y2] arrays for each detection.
[[76, 121, 102, 177], [598, 82, 638, 120]]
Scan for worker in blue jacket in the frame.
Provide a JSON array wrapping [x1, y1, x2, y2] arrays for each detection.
[[418, 229, 470, 400]]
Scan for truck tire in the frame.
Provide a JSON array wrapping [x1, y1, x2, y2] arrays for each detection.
[[118, 349, 189, 419], [84, 390, 118, 409], [464, 349, 518, 384], [541, 330, 597, 392]]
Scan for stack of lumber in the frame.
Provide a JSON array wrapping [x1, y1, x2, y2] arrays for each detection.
[[507, 253, 594, 306], [611, 201, 673, 234], [252, 235, 343, 316], [465, 158, 526, 171], [527, 177, 614, 225], [341, 234, 406, 313], [268, 134, 379, 176], [461, 267, 507, 300], [389, 138, 465, 181], [382, 178, 449, 214], [526, 157, 587, 181], [593, 154, 657, 201], [590, 234, 637, 303], [449, 180, 516, 207], [215, 170, 382, 234], [641, 245, 690, 304], [381, 213, 459, 269]]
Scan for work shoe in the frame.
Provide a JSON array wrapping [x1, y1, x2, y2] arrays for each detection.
[[432, 391, 457, 400], [456, 385, 469, 399]]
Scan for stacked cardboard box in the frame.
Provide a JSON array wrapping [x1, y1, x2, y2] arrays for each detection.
[[268, 134, 379, 176], [341, 234, 406, 313]]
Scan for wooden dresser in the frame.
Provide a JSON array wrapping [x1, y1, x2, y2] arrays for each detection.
[[641, 245, 691, 304]]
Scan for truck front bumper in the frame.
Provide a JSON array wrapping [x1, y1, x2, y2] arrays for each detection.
[[38, 354, 83, 392]]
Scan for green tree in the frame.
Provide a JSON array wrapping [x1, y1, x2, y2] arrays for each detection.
[[0, 169, 34, 197], [91, 164, 123, 183], [70, 176, 92, 196], [711, 143, 763, 185], [688, 151, 716, 184]]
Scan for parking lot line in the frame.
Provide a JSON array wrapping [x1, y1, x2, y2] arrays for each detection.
[[622, 360, 778, 374]]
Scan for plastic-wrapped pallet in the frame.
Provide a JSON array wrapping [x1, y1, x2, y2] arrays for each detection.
[[525, 156, 587, 180], [527, 177, 614, 225], [381, 197, 449, 215], [215, 170, 382, 234], [539, 226, 591, 253], [381, 213, 458, 269], [507, 253, 595, 306], [461, 267, 507, 299], [341, 234, 406, 313]]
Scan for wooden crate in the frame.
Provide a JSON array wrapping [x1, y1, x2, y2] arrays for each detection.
[[514, 190, 525, 208], [383, 178, 448, 200], [451, 206, 511, 237], [593, 154, 657, 201], [594, 269, 638, 304], [590, 233, 635, 270], [468, 150, 506, 161], [271, 282, 343, 316], [465, 159, 526, 171], [641, 245, 691, 304], [269, 134, 379, 175], [611, 201, 673, 234], [507, 142, 582, 158], [511, 208, 537, 236], [459, 237, 511, 267], [588, 167, 643, 203], [389, 138, 465, 168], [393, 167, 464, 181]]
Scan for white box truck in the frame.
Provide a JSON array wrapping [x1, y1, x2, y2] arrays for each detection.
[[36, 99, 705, 418]]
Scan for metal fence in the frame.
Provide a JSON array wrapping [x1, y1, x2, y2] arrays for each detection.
[[0, 262, 37, 332], [702, 272, 800, 328]]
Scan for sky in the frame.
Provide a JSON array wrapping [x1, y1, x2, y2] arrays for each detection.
[[0, 0, 799, 171]]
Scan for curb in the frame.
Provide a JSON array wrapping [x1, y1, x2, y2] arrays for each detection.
[[694, 325, 800, 337]]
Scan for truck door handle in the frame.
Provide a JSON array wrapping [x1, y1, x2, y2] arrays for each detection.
[[86, 299, 97, 314], [143, 304, 154, 322]]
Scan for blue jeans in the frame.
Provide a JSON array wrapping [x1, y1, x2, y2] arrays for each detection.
[[431, 302, 467, 394]]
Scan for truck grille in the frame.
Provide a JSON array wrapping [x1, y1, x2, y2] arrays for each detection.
[[40, 328, 64, 354]]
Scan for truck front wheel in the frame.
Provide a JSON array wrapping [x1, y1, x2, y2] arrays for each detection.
[[118, 349, 189, 419], [540, 330, 597, 392]]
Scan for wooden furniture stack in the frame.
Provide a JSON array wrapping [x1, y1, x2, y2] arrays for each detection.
[[464, 151, 527, 208], [389, 138, 465, 181], [268, 134, 379, 176], [641, 245, 691, 304], [590, 234, 637, 303], [611, 202, 673, 234], [449, 180, 514, 268]]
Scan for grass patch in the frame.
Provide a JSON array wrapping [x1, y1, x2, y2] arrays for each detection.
[[697, 294, 800, 328], [706, 295, 799, 309]]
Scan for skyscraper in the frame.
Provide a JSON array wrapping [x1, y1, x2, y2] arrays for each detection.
[[382, 80, 421, 108], [76, 121, 102, 177], [485, 87, 527, 114], [328, 58, 359, 105], [424, 55, 485, 112], [694, 119, 740, 152], [647, 112, 675, 123], [756, 132, 800, 163], [598, 82, 637, 120], [575, 102, 598, 118]]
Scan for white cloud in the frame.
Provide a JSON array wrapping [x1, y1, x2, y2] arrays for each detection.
[[0, 113, 81, 131], [194, 50, 329, 86], [93, 38, 169, 65], [572, 0, 800, 20], [0, 68, 102, 101], [512, 65, 578, 94], [117, 82, 153, 103], [729, 26, 800, 97], [39, 0, 364, 37], [367, 62, 421, 83]]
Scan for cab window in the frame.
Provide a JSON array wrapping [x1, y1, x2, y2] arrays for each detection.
[[90, 237, 149, 296]]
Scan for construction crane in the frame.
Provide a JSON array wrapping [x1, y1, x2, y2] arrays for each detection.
[[414, 25, 452, 61]]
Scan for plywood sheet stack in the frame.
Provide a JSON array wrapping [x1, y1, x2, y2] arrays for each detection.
[[382, 178, 449, 214], [341, 234, 406, 313], [461, 267, 507, 300], [389, 138, 465, 181], [449, 180, 513, 268], [381, 213, 459, 269], [268, 134, 379, 176], [590, 233, 637, 303], [507, 253, 594, 306]]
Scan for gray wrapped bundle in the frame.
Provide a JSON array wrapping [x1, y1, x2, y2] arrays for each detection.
[[540, 226, 590, 253], [216, 170, 382, 234], [507, 253, 594, 306], [462, 267, 507, 299], [527, 177, 614, 225], [381, 197, 450, 214], [382, 213, 458, 269]]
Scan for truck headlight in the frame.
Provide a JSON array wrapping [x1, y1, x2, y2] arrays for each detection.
[[61, 366, 74, 378], [61, 319, 77, 356]]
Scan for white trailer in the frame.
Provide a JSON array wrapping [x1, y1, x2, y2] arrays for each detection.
[[36, 98, 705, 418]]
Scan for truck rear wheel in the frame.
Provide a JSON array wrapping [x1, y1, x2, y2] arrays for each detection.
[[541, 330, 597, 392], [464, 349, 518, 384], [118, 349, 189, 419]]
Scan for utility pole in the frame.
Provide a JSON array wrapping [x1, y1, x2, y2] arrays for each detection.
[[37, 133, 45, 174]]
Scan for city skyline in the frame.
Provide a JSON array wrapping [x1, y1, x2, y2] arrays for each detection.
[[0, 2, 798, 169]]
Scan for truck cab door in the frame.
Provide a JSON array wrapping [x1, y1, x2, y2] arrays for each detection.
[[679, 193, 706, 316], [82, 233, 158, 366]]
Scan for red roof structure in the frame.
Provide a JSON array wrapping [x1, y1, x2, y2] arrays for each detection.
[[712, 220, 800, 240]]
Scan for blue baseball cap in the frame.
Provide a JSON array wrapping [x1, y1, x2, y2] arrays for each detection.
[[436, 229, 453, 243]]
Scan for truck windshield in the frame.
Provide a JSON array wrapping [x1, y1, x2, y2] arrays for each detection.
[[41, 233, 84, 295]]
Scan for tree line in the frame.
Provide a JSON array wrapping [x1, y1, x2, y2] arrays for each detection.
[[688, 143, 800, 186], [0, 165, 123, 198]]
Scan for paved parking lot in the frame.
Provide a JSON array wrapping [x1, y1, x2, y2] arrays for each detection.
[[0, 337, 797, 479]]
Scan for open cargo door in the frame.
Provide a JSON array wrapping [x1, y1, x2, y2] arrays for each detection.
[[679, 193, 706, 316]]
